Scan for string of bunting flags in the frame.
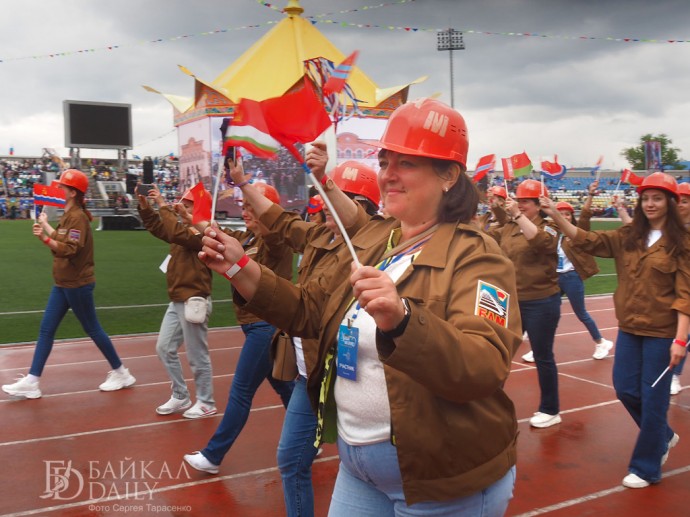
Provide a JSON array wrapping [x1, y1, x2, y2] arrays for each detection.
[[3, 1, 688, 63]]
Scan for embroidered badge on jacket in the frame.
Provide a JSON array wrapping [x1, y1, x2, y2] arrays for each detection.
[[475, 280, 509, 328]]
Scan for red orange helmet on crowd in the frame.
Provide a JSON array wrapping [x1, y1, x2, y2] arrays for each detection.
[[488, 186, 507, 199], [362, 98, 469, 167], [677, 182, 690, 197], [255, 183, 281, 205], [307, 195, 324, 214], [637, 172, 679, 201], [331, 161, 380, 208], [555, 201, 575, 213], [516, 179, 548, 199], [58, 169, 89, 194]]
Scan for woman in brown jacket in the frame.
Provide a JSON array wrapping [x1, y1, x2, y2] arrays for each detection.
[[543, 172, 689, 489], [2, 169, 135, 399], [554, 180, 614, 360], [198, 99, 522, 516]]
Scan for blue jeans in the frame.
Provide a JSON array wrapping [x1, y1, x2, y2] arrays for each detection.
[[519, 293, 561, 415], [201, 321, 294, 466], [558, 270, 602, 342], [277, 376, 319, 517], [612, 330, 675, 482], [30, 283, 121, 376], [329, 436, 516, 517]]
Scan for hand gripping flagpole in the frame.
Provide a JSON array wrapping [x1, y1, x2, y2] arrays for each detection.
[[300, 162, 360, 267]]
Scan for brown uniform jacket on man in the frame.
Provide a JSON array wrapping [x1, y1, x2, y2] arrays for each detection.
[[138, 204, 212, 302], [488, 214, 560, 301], [572, 226, 690, 338], [50, 206, 95, 288], [559, 206, 599, 281], [238, 216, 522, 505]]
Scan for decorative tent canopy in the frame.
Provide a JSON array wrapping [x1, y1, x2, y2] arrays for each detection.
[[144, 0, 425, 125]]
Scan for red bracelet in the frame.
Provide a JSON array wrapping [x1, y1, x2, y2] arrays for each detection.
[[42, 235, 51, 245], [672, 339, 688, 348], [320, 175, 329, 186], [223, 254, 250, 280]]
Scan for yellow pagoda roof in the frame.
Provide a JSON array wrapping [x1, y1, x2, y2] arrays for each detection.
[[145, 0, 424, 120]]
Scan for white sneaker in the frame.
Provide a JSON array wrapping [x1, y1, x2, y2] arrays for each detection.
[[661, 433, 679, 465], [99, 368, 136, 391], [622, 473, 650, 488], [670, 375, 682, 395], [529, 412, 561, 428], [2, 375, 42, 399], [156, 396, 192, 415], [522, 350, 535, 362], [184, 452, 219, 474], [593, 339, 614, 360], [182, 400, 217, 419]]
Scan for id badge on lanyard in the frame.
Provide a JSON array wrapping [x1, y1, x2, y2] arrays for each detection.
[[336, 324, 359, 381]]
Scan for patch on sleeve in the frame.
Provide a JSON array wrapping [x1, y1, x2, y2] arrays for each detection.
[[245, 246, 259, 257], [544, 225, 557, 237], [58, 228, 67, 235], [475, 280, 509, 328], [68, 229, 81, 242]]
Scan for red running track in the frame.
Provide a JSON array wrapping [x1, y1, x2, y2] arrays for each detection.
[[0, 294, 688, 516]]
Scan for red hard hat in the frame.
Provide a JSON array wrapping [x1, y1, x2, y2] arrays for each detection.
[[489, 186, 507, 199], [677, 182, 690, 197], [516, 179, 548, 199], [255, 183, 281, 205], [307, 195, 324, 214], [331, 161, 381, 207], [58, 169, 89, 194], [361, 98, 469, 166], [555, 201, 575, 213], [637, 172, 679, 201]]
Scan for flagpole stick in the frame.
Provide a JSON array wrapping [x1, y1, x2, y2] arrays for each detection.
[[301, 162, 360, 267], [209, 155, 225, 226], [540, 173, 545, 197], [651, 366, 670, 388], [614, 178, 622, 196]]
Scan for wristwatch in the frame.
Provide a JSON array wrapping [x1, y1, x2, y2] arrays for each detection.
[[379, 298, 411, 339]]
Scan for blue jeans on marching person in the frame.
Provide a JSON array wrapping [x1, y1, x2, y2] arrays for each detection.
[[328, 436, 516, 517], [612, 330, 676, 483], [558, 270, 602, 342], [200, 321, 294, 466], [277, 375, 319, 517], [30, 283, 121, 376], [519, 293, 561, 415]]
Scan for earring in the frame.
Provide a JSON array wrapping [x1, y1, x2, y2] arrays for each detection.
[[443, 186, 449, 193]]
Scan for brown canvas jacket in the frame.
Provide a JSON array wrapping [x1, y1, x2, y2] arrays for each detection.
[[572, 226, 690, 337], [238, 217, 522, 504], [50, 206, 95, 288], [138, 204, 212, 302], [488, 214, 560, 301]]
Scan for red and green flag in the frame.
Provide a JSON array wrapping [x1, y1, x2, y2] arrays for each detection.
[[502, 152, 532, 180]]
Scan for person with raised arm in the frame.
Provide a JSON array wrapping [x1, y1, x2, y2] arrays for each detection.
[[541, 172, 690, 489]]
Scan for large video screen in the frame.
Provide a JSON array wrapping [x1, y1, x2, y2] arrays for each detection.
[[64, 100, 132, 149]]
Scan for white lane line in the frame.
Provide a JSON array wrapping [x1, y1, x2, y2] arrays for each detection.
[[517, 399, 620, 424], [0, 403, 284, 448], [511, 465, 690, 517], [0, 299, 236, 317]]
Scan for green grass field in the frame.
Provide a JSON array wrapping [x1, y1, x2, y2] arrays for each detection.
[[0, 218, 621, 345]]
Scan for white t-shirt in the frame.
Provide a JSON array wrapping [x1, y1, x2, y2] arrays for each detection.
[[647, 229, 662, 248], [335, 253, 415, 446]]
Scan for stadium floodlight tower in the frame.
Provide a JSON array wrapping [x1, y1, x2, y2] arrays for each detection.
[[436, 28, 465, 108]]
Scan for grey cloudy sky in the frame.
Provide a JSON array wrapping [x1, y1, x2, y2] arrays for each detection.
[[1, 0, 689, 170]]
